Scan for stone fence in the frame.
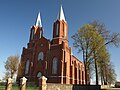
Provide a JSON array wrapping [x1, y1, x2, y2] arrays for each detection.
[[47, 83, 101, 90], [5, 76, 101, 90], [41, 76, 101, 90]]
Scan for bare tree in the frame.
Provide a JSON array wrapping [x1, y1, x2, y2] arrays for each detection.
[[90, 21, 120, 47], [98, 60, 116, 85], [2, 72, 10, 80], [4, 55, 19, 78]]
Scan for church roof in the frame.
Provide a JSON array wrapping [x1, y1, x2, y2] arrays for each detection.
[[35, 12, 42, 27], [57, 5, 66, 21]]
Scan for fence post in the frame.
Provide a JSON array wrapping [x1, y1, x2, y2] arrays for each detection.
[[20, 77, 27, 90], [5, 78, 12, 90], [39, 76, 47, 90]]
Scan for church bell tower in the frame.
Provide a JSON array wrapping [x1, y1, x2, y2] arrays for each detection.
[[28, 12, 44, 48], [52, 5, 68, 46], [30, 12, 43, 41]]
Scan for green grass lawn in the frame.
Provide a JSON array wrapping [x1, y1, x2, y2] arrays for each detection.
[[1, 85, 119, 90], [0, 86, 5, 90], [0, 86, 39, 90]]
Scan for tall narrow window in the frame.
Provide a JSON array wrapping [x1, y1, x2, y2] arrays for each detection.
[[31, 29, 34, 40], [25, 60, 30, 74], [56, 23, 59, 35], [78, 63, 80, 81], [40, 30, 41, 38], [82, 71, 84, 81], [64, 26, 67, 36], [38, 52, 44, 60], [52, 57, 58, 74], [40, 29, 43, 38]]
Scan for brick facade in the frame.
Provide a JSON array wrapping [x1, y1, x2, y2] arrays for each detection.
[[17, 7, 85, 85]]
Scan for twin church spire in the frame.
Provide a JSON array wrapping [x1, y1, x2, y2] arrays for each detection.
[[30, 5, 67, 44], [35, 5, 66, 28]]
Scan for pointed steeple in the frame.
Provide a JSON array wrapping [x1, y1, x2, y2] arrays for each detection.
[[35, 12, 42, 27], [57, 5, 66, 21]]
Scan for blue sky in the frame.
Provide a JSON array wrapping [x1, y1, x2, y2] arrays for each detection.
[[0, 0, 120, 82]]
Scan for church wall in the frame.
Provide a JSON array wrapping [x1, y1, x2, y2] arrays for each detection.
[[17, 5, 86, 85], [64, 49, 71, 84], [31, 38, 50, 82], [70, 55, 85, 85], [17, 47, 34, 82], [47, 44, 63, 83]]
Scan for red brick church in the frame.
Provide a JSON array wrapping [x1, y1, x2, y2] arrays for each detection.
[[17, 6, 85, 85]]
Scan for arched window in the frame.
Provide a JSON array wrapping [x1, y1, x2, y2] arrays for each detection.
[[56, 23, 59, 35], [37, 72, 42, 78], [38, 52, 44, 60], [25, 60, 30, 74], [52, 57, 58, 74]]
